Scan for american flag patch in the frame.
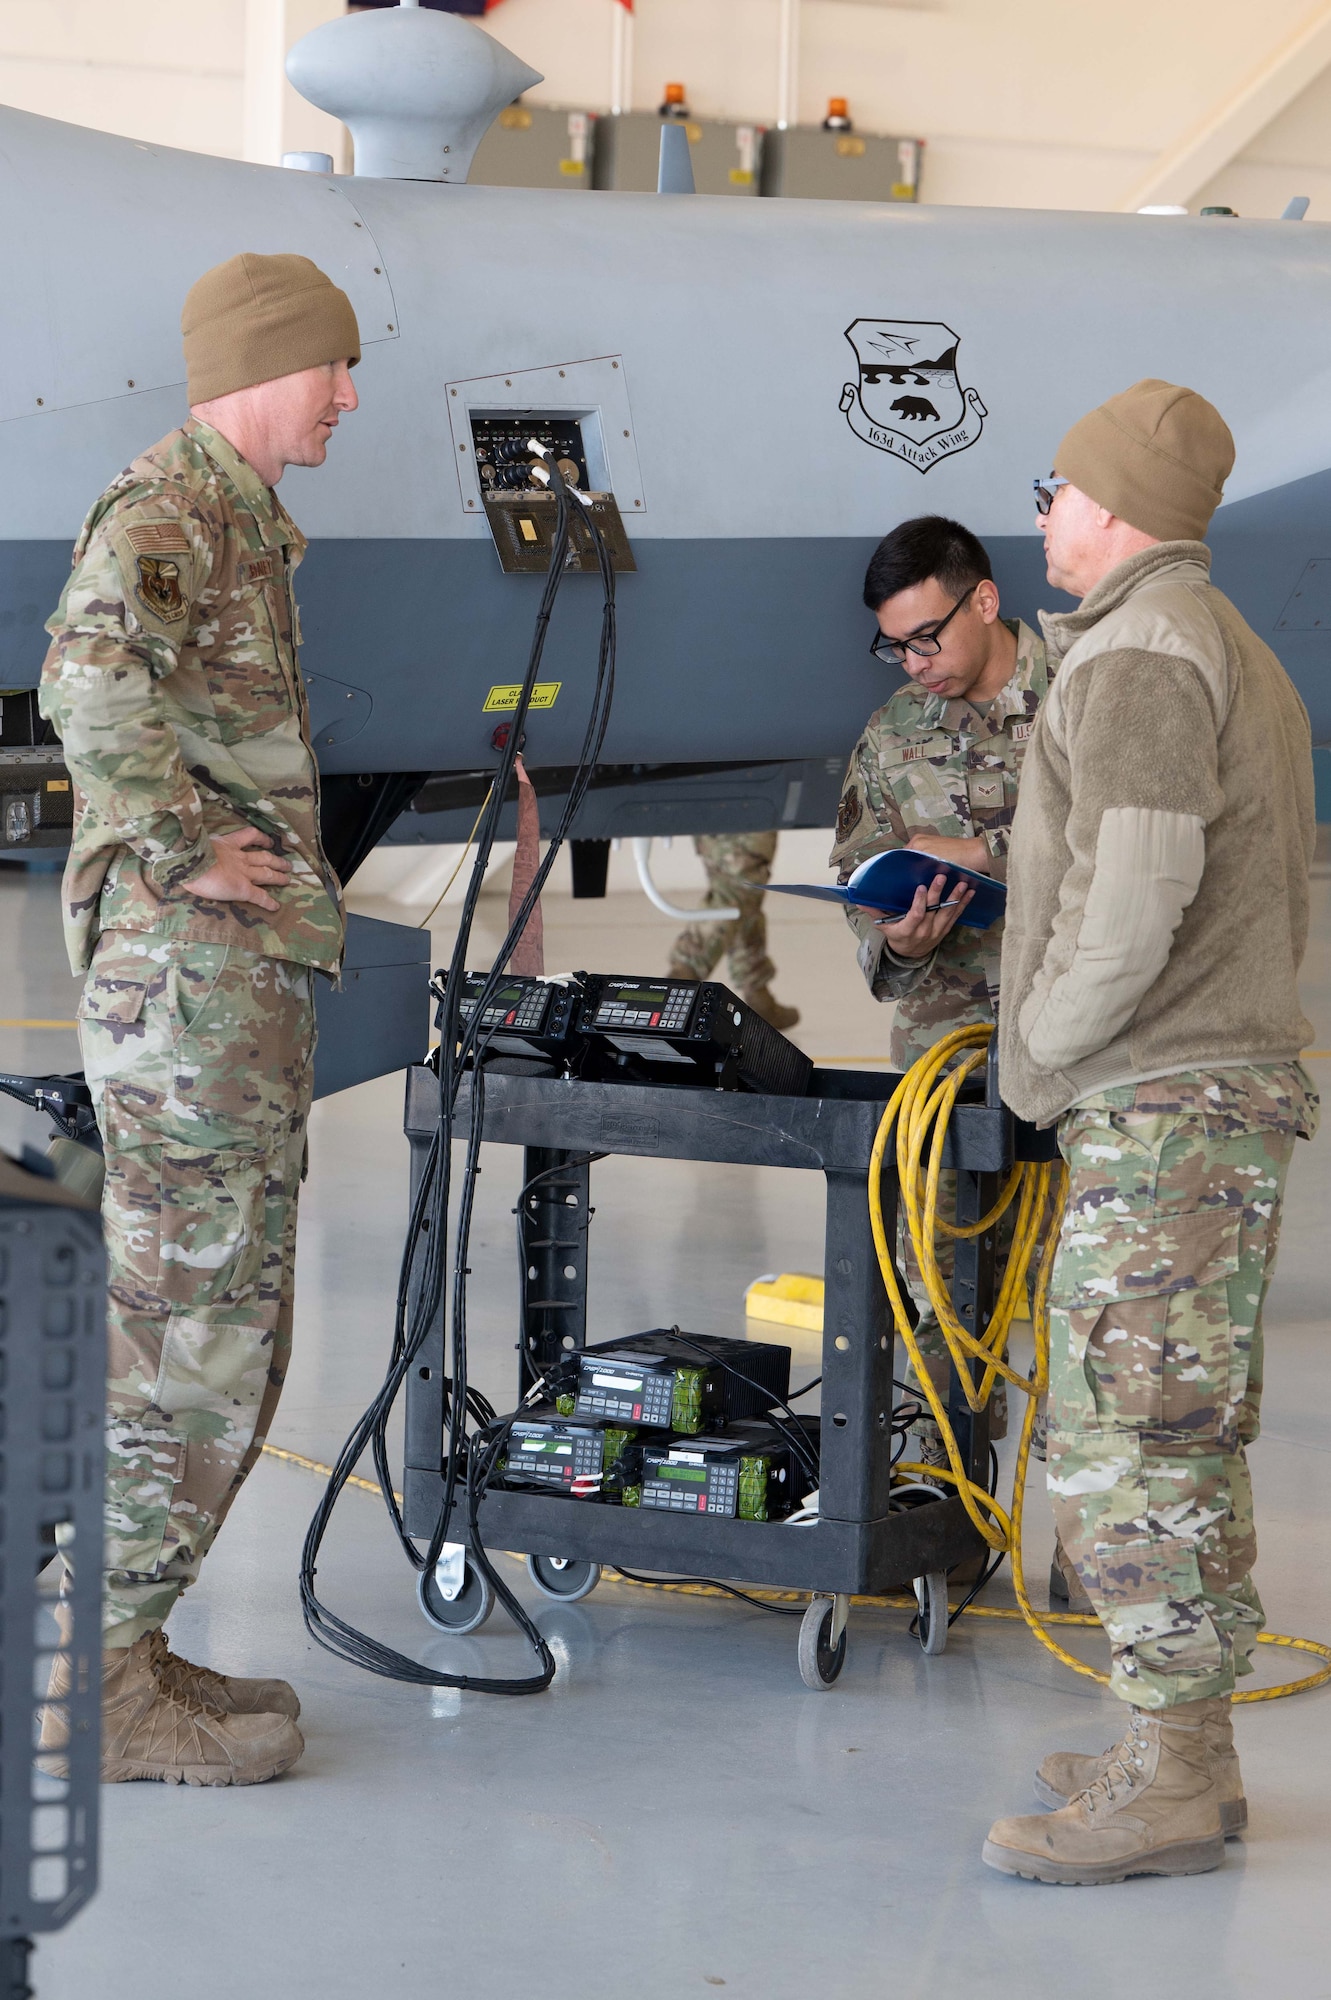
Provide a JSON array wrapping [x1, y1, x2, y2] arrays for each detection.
[[240, 554, 277, 584], [124, 521, 190, 555]]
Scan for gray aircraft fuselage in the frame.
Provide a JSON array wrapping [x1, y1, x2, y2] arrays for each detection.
[[3, 103, 1329, 830]]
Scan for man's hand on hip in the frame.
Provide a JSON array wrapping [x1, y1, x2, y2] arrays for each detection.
[[855, 872, 974, 960], [187, 827, 292, 911], [905, 831, 991, 875]]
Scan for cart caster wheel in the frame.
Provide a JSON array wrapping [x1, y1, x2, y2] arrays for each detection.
[[798, 1595, 848, 1689], [417, 1548, 494, 1635], [914, 1571, 949, 1656], [526, 1554, 601, 1603]]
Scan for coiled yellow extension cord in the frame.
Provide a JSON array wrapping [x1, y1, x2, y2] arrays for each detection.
[[869, 1023, 1331, 1703]]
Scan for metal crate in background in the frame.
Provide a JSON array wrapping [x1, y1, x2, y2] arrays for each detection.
[[470, 102, 598, 190], [593, 112, 764, 196], [0, 1174, 106, 1998], [760, 128, 922, 202]]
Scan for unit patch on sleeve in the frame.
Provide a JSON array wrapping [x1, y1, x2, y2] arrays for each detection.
[[836, 783, 861, 844], [134, 555, 187, 623]]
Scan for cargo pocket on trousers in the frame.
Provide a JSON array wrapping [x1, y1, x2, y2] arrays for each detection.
[[105, 1424, 187, 1577], [155, 1146, 267, 1313], [149, 1314, 271, 1477], [1050, 1207, 1241, 1438], [1093, 1532, 1226, 1677]]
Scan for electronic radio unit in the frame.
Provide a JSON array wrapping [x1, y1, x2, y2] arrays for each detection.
[[558, 1330, 791, 1435], [629, 1421, 816, 1521], [500, 1415, 637, 1499], [434, 972, 584, 1065], [576, 977, 812, 1097]]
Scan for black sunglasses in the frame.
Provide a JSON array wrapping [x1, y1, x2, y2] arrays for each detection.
[[870, 582, 978, 666], [1033, 472, 1070, 516]]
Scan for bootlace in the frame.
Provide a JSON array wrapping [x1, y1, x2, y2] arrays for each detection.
[[1078, 1710, 1149, 1814], [110, 1637, 231, 1764], [147, 1629, 228, 1704]]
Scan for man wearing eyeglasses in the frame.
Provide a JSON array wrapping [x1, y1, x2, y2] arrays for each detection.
[[982, 380, 1317, 1886], [831, 515, 1054, 1485]]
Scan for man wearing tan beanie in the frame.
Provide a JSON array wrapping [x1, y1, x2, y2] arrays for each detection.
[[983, 381, 1318, 1883], [38, 252, 360, 1785]]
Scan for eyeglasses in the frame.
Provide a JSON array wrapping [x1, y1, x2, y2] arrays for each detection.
[[870, 582, 978, 666], [1033, 473, 1070, 516]]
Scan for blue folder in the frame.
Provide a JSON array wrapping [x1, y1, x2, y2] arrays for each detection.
[[767, 846, 1005, 931]]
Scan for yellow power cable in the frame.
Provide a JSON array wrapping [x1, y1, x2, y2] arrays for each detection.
[[869, 1023, 1331, 1704]]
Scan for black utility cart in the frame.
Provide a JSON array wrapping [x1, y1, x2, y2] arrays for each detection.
[[401, 1060, 1053, 1688]]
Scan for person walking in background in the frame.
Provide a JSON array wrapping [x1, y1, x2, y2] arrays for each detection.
[[670, 831, 800, 1031]]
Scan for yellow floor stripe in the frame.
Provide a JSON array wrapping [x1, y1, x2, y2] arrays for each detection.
[[261, 1441, 400, 1505], [0, 1018, 78, 1030]]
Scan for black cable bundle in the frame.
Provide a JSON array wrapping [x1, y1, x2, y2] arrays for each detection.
[[300, 456, 618, 1693]]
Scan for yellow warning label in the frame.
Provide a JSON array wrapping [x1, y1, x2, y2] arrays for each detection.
[[729, 168, 754, 186], [559, 158, 583, 176], [835, 135, 866, 158], [483, 682, 562, 713]]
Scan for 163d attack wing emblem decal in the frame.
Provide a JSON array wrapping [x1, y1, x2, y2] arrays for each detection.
[[840, 319, 986, 471]]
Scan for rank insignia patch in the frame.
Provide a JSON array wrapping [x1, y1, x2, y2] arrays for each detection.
[[135, 555, 187, 623], [836, 784, 860, 844]]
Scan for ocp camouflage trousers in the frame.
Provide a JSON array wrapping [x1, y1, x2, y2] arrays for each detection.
[[670, 832, 778, 993], [1047, 1064, 1316, 1709], [77, 930, 316, 1646]]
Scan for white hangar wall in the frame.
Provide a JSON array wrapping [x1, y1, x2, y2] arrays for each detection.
[[2, 0, 1331, 214]]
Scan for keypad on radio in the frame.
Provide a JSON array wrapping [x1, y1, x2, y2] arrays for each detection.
[[593, 984, 694, 1033]]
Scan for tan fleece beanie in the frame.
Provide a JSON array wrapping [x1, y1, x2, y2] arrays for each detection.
[[1053, 379, 1235, 541], [182, 252, 361, 404]]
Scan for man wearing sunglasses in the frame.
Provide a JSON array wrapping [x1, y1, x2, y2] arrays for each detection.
[[983, 380, 1318, 1886], [831, 515, 1054, 1484]]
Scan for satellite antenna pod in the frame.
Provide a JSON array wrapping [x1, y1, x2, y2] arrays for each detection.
[[286, 0, 543, 182]]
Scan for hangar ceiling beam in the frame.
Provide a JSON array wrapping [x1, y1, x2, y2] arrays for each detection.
[[1121, 1, 1331, 211]]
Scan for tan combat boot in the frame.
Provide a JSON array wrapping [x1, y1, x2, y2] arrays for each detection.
[[738, 986, 800, 1033], [1048, 1534, 1094, 1615], [1033, 1697, 1246, 1836], [982, 1698, 1229, 1884], [100, 1634, 305, 1785], [148, 1629, 301, 1719]]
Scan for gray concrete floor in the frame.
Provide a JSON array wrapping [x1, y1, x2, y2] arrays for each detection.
[[5, 856, 1330, 2000]]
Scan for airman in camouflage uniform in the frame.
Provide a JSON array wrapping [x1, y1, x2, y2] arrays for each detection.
[[43, 414, 344, 1650], [986, 382, 1316, 1883], [670, 831, 799, 1030], [832, 614, 1051, 1424], [38, 251, 359, 1784]]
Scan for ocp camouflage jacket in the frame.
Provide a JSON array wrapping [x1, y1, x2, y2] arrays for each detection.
[[829, 620, 1051, 1053], [39, 419, 344, 976]]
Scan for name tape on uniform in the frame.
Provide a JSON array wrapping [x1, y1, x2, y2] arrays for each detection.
[[483, 682, 562, 713]]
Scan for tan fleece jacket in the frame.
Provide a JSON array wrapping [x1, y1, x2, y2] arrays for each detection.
[[998, 541, 1314, 1125]]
